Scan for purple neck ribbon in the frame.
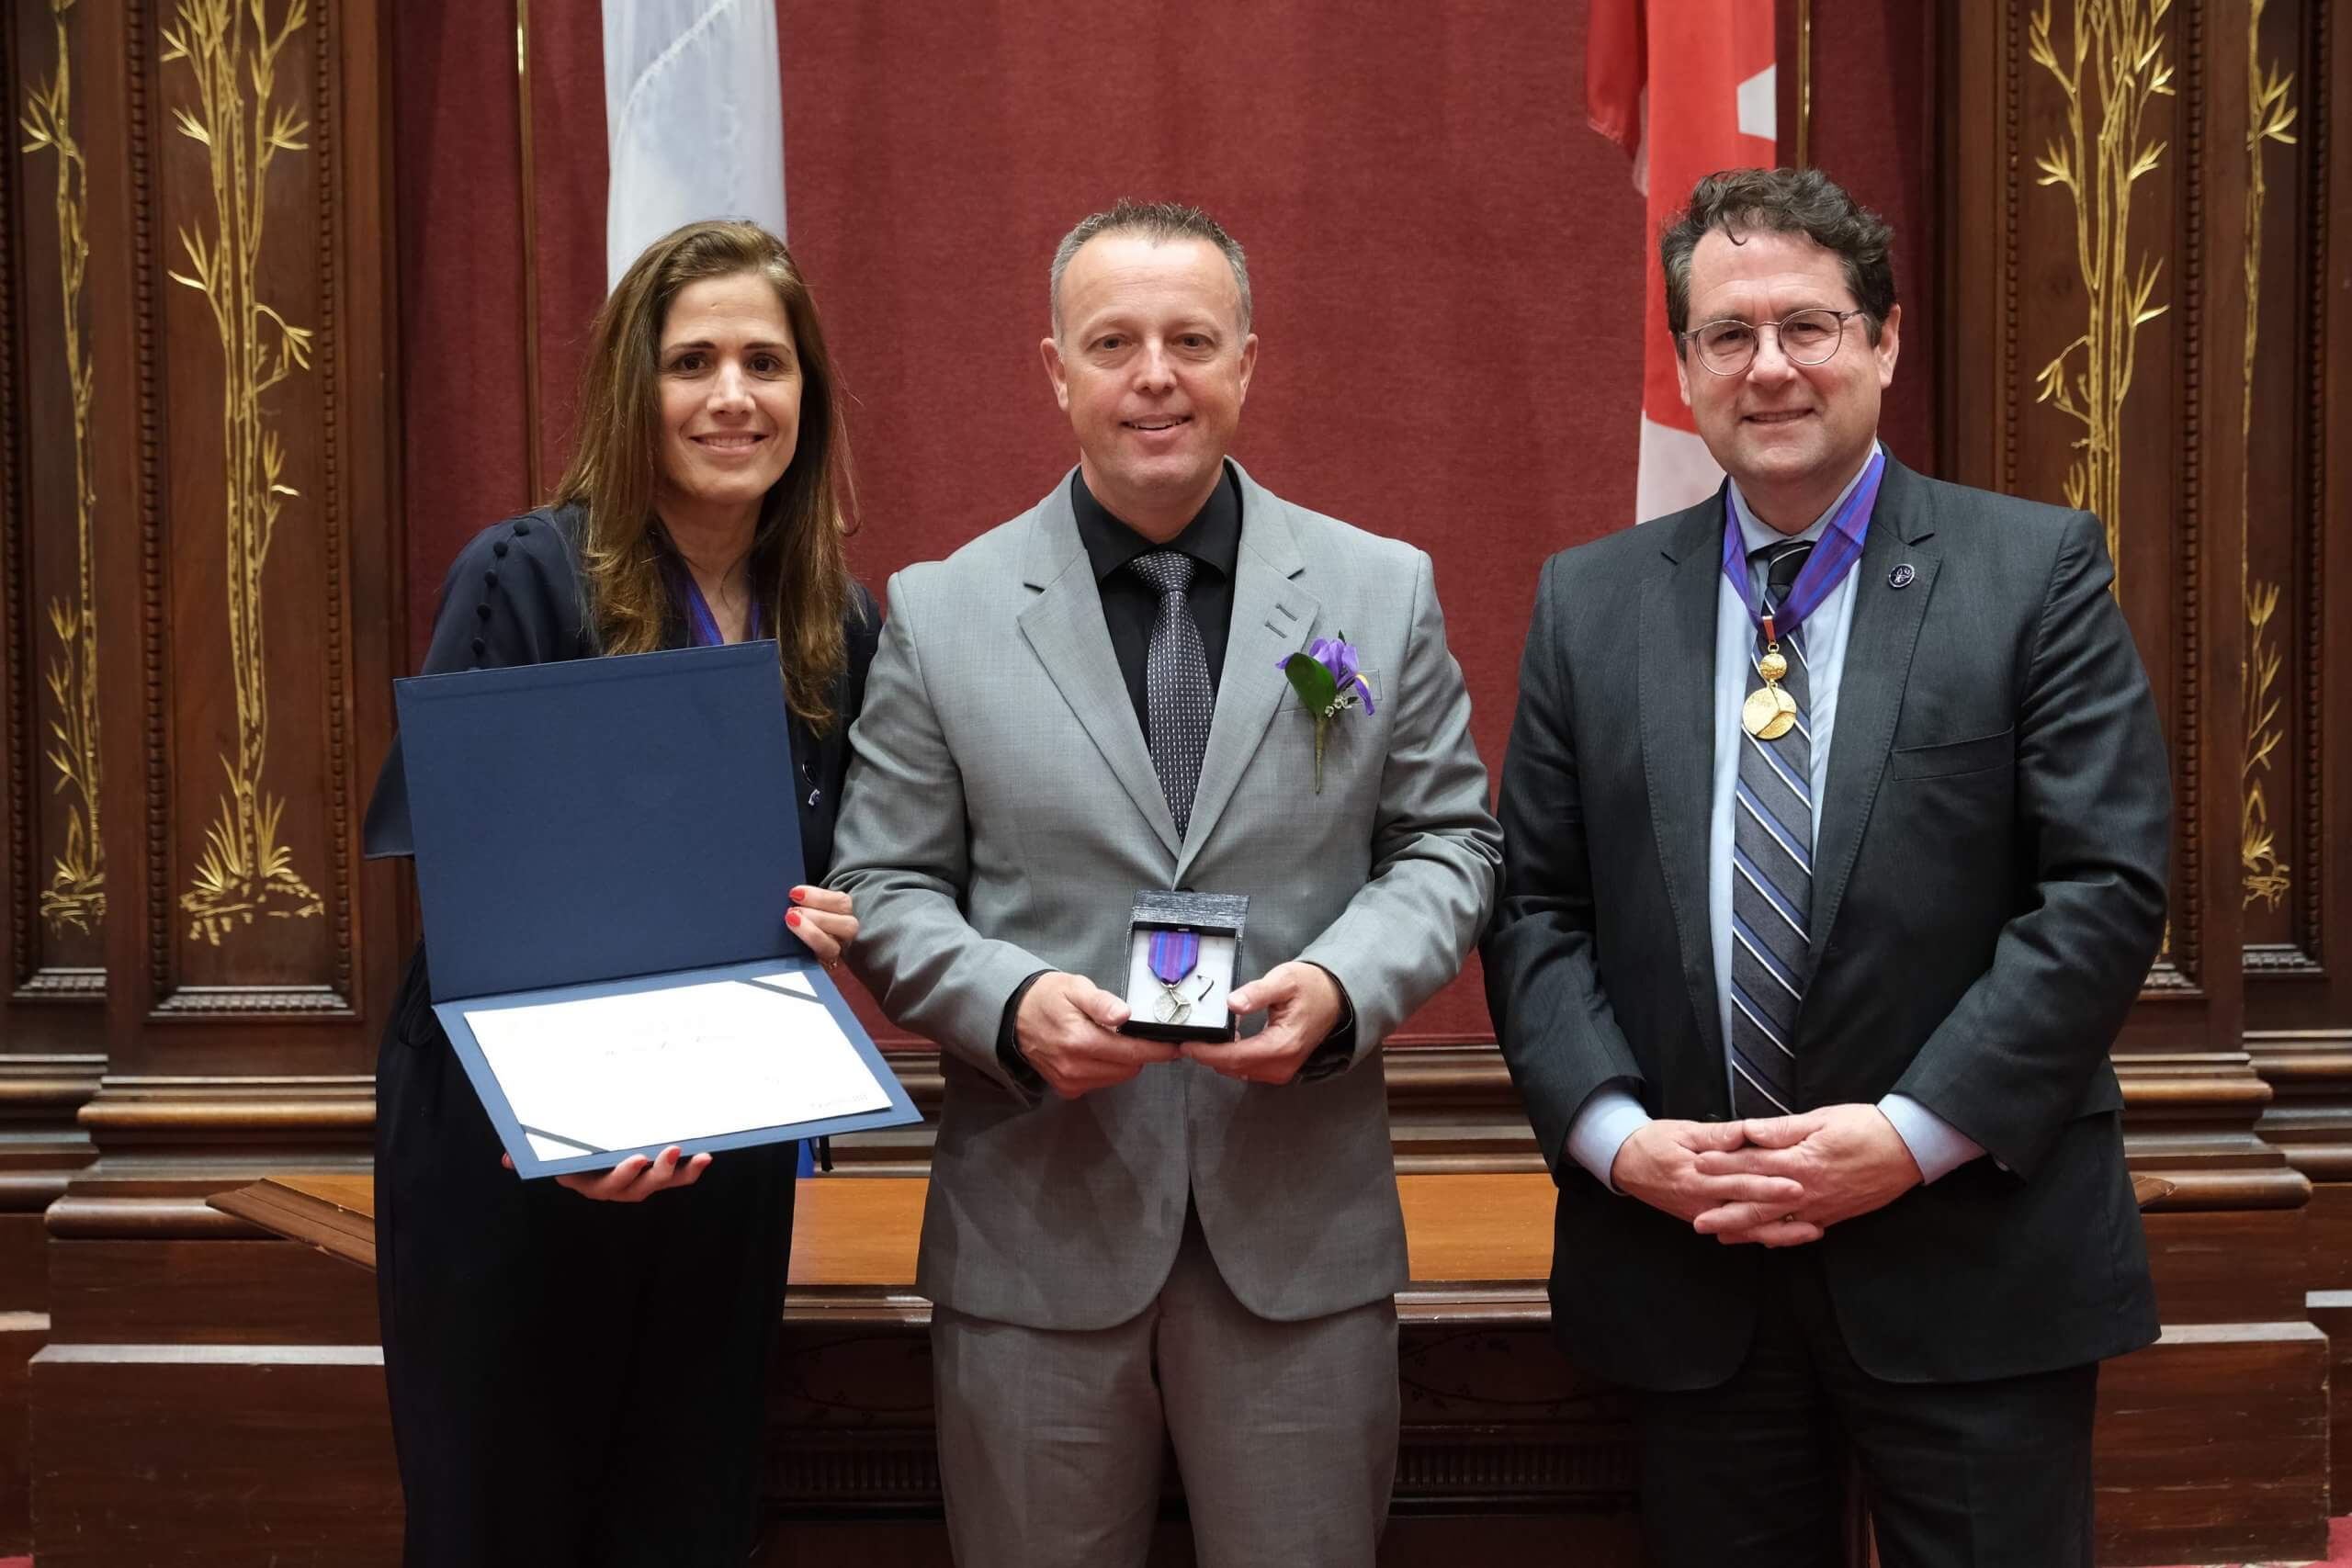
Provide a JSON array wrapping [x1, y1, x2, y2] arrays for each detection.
[[1148, 929, 1200, 987], [1720, 449, 1885, 643], [666, 555, 761, 648]]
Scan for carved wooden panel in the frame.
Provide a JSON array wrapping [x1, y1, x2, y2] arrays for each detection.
[[0, 0, 401, 1221], [2239, 0, 2351, 1043], [147, 0, 353, 1010], [4, 0, 111, 1031], [2239, 0, 2352, 1373], [1941, 0, 2254, 1048], [7, 0, 401, 1081]]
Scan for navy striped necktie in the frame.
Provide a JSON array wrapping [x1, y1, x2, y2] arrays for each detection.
[[1728, 540, 1815, 1120]]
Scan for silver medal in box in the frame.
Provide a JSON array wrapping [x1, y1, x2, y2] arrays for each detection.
[[1121, 889, 1248, 1045]]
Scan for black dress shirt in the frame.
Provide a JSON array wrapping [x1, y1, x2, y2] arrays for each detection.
[[1070, 463, 1242, 741]]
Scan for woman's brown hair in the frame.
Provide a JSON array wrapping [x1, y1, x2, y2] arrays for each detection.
[[558, 220, 860, 731]]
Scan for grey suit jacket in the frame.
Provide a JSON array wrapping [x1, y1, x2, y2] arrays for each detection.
[[831, 463, 1500, 1330], [1484, 456, 2167, 1388]]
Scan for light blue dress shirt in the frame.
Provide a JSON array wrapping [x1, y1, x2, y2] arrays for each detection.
[[1565, 446, 1984, 1190]]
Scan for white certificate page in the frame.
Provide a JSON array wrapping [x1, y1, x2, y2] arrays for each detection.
[[463, 970, 890, 1163]]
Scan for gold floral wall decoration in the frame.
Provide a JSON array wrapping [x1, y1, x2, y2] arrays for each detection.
[[2239, 0, 2296, 912], [2242, 582, 2290, 908], [21, 0, 106, 936], [2026, 0, 2175, 588], [161, 0, 322, 945]]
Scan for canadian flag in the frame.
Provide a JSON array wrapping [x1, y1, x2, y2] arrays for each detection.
[[1589, 0, 1778, 523]]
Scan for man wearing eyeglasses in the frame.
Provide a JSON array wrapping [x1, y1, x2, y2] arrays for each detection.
[[1484, 167, 2169, 1565]]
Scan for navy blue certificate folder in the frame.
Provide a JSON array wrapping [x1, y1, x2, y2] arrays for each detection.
[[390, 640, 919, 1178]]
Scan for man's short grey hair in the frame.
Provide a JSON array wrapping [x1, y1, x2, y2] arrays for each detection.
[[1048, 199, 1253, 336]]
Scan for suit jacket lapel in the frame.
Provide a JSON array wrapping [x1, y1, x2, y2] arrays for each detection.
[[1641, 495, 1730, 1064], [1015, 479, 1182, 860], [1807, 457, 1941, 980], [1177, 465, 1318, 884]]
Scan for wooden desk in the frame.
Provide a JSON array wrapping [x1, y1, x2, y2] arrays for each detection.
[[212, 1168, 1560, 1308], [211, 1173, 376, 1267]]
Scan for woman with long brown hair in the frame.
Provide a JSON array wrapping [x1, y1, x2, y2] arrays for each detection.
[[363, 220, 876, 1565]]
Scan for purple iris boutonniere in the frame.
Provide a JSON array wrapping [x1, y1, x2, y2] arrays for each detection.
[[1276, 633, 1377, 791]]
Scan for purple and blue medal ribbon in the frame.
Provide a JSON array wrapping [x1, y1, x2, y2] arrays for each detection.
[[1148, 929, 1201, 988], [1147, 929, 1202, 1024], [1719, 448, 1885, 644]]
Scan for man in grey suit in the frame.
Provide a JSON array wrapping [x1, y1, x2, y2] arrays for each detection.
[[1483, 168, 2168, 1565], [829, 200, 1499, 1567]]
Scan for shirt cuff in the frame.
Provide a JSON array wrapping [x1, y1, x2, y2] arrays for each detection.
[[995, 970, 1051, 1100], [1293, 964, 1357, 1081], [1566, 1085, 1653, 1193], [1877, 1093, 1985, 1184]]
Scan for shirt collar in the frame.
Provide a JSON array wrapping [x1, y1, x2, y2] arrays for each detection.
[[1070, 461, 1243, 584], [1727, 440, 1883, 562]]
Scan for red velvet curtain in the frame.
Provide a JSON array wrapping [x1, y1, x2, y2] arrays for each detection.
[[393, 0, 1934, 1045]]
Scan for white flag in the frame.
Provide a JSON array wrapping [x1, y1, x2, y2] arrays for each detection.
[[604, 0, 786, 288]]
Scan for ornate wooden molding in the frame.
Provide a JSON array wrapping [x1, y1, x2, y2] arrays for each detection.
[[2115, 1051, 2310, 1211], [12, 967, 103, 999], [2, 0, 27, 998], [47, 1072, 372, 1239], [2247, 1029, 2352, 1183], [2172, 0, 2216, 993], [2295, 0, 2331, 967], [148, 984, 356, 1017], [0, 1054, 100, 1217]]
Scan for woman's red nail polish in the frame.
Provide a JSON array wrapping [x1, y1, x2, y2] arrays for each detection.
[[790, 886, 806, 903], [786, 909, 801, 927]]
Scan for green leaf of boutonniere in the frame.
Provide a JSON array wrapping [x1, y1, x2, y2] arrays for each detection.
[[1283, 652, 1340, 715]]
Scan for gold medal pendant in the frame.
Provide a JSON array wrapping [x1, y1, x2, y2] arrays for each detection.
[[1742, 632, 1799, 740], [1741, 684, 1797, 739]]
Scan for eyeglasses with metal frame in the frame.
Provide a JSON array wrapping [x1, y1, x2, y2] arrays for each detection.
[[1679, 308, 1871, 376]]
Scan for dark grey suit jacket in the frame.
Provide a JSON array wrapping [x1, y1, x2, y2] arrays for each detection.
[[1484, 457, 2167, 1390]]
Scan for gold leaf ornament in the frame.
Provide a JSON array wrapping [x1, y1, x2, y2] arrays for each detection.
[[164, 0, 322, 944]]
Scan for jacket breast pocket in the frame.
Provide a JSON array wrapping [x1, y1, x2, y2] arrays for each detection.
[[1890, 727, 2015, 782]]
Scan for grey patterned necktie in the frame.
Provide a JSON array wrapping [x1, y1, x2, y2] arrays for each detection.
[[1127, 550, 1212, 838], [1729, 539, 1815, 1120]]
